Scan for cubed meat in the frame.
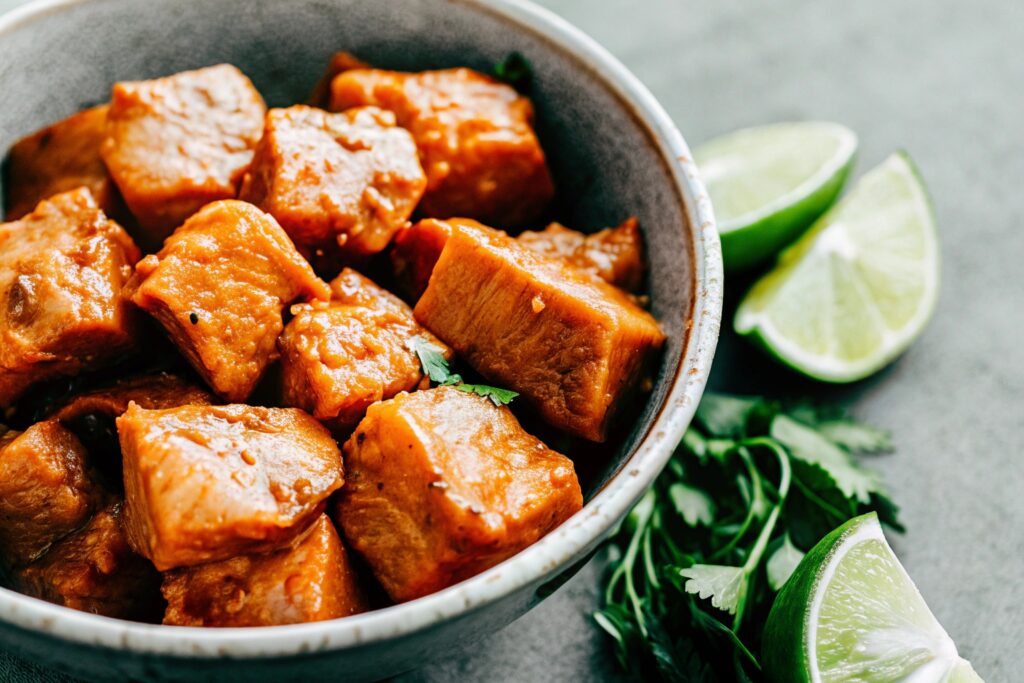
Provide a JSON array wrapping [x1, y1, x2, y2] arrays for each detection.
[[15, 502, 163, 622], [330, 67, 553, 226], [102, 64, 266, 245], [391, 217, 645, 301], [0, 421, 101, 567], [516, 217, 645, 293], [279, 268, 450, 433], [389, 218, 467, 302], [337, 386, 582, 602], [414, 222, 664, 441], [53, 372, 216, 423], [239, 105, 425, 259], [117, 403, 343, 571], [307, 52, 370, 108], [0, 188, 141, 406], [4, 105, 123, 221], [124, 200, 329, 402], [162, 515, 368, 626]]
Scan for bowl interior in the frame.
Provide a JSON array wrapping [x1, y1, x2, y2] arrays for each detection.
[[0, 0, 694, 499], [0, 0, 710, 677]]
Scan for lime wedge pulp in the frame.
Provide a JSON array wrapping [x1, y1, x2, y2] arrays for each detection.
[[734, 152, 939, 383], [695, 121, 857, 272], [763, 513, 983, 683]]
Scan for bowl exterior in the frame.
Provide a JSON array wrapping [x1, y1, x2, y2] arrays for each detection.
[[0, 0, 722, 680]]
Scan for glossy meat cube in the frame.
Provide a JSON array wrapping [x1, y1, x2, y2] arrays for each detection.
[[162, 515, 368, 626], [52, 372, 216, 423], [124, 200, 329, 402], [330, 67, 553, 226], [240, 105, 425, 259], [0, 421, 101, 567], [117, 403, 343, 571], [391, 217, 645, 302], [15, 502, 163, 622], [307, 52, 370, 109], [4, 105, 122, 221], [414, 222, 664, 441], [102, 64, 266, 245], [337, 386, 582, 602], [516, 217, 645, 293], [279, 268, 450, 433], [0, 188, 141, 406]]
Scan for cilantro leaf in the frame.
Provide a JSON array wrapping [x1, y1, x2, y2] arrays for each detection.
[[771, 414, 881, 503], [766, 535, 805, 591], [455, 383, 519, 406], [409, 336, 455, 385], [669, 482, 715, 527], [816, 418, 893, 454], [493, 52, 533, 93], [695, 394, 760, 437], [410, 336, 518, 405], [679, 564, 747, 615]]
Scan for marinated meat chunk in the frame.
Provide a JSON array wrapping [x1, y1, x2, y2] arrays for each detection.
[[102, 64, 266, 245], [390, 218, 467, 302], [240, 105, 425, 258], [0, 188, 141, 406], [124, 200, 329, 402], [391, 217, 645, 301], [307, 52, 370, 108], [337, 386, 582, 602], [15, 502, 163, 622], [279, 268, 450, 433], [118, 403, 343, 571], [414, 222, 664, 441], [4, 105, 121, 221], [0, 421, 101, 567], [330, 67, 553, 226], [516, 217, 645, 293], [53, 372, 216, 423], [162, 515, 367, 626]]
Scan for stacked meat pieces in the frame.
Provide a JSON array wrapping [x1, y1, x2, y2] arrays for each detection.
[[0, 54, 665, 626]]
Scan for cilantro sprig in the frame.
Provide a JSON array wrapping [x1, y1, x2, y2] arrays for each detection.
[[410, 336, 519, 407], [595, 393, 901, 681]]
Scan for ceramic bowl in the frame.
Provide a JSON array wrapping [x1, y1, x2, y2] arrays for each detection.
[[0, 0, 722, 680]]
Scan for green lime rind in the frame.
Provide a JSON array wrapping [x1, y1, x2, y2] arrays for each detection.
[[695, 122, 858, 273], [762, 514, 871, 683], [720, 156, 853, 272], [763, 512, 983, 683], [735, 151, 939, 383]]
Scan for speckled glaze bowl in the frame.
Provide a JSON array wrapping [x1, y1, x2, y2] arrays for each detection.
[[0, 0, 721, 680]]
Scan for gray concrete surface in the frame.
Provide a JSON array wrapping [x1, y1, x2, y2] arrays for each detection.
[[1, 0, 1020, 680]]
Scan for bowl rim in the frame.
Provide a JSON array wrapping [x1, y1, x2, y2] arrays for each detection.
[[0, 0, 722, 660]]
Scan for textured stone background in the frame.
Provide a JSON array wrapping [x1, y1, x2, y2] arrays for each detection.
[[1, 0, 1020, 680]]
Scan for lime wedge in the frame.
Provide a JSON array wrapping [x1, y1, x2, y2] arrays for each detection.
[[734, 152, 938, 382], [763, 513, 983, 683], [695, 121, 857, 272]]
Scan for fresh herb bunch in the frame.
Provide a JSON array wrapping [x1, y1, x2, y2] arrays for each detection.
[[410, 336, 519, 406], [595, 393, 902, 682]]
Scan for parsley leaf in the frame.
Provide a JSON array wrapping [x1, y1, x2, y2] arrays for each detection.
[[771, 415, 881, 503], [596, 391, 901, 681], [669, 482, 715, 527], [455, 383, 519, 407], [409, 336, 455, 385], [493, 52, 533, 93], [816, 418, 893, 453], [679, 564, 747, 614], [409, 336, 517, 405], [766, 535, 805, 591]]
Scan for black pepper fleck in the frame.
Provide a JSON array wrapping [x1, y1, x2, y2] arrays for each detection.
[[189, 312, 199, 325], [356, 432, 366, 444], [376, 482, 384, 491]]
